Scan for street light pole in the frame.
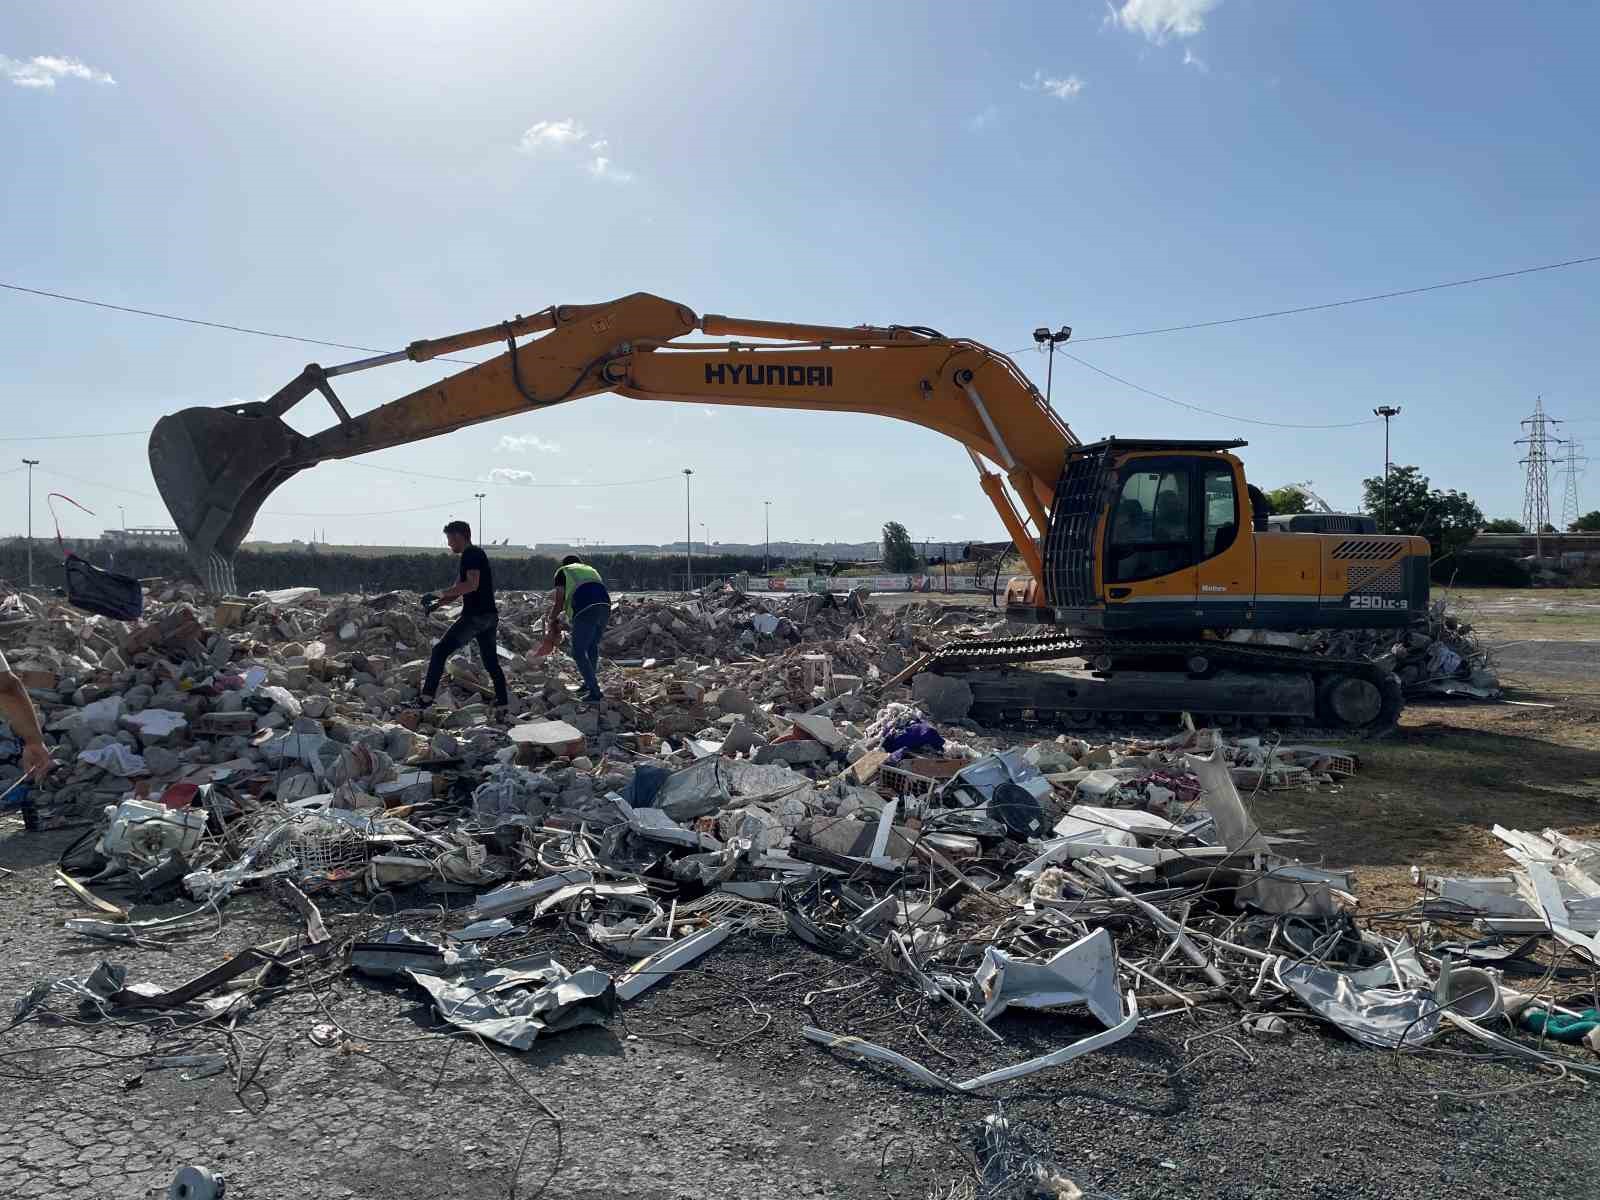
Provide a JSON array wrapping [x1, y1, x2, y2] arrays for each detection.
[[682, 468, 694, 592], [764, 500, 771, 575], [1372, 406, 1401, 532], [21, 459, 38, 587], [1032, 325, 1073, 408], [474, 492, 486, 542]]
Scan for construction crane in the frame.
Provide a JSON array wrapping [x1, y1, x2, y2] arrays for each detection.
[[149, 293, 1426, 730]]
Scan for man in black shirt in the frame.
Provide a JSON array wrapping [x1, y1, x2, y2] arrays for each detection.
[[419, 520, 509, 711]]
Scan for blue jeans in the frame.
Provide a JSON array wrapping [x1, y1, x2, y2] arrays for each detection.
[[570, 604, 610, 699]]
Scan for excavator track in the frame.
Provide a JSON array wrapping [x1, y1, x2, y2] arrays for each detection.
[[919, 632, 1402, 736]]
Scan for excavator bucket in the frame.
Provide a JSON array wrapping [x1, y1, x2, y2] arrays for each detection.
[[148, 405, 309, 596]]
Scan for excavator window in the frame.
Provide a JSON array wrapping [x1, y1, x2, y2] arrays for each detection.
[[1107, 462, 1194, 583], [1202, 465, 1239, 555]]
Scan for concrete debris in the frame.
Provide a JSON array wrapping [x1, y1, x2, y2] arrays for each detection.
[[2, 575, 1581, 1130]]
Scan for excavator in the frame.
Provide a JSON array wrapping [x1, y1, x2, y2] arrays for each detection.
[[149, 292, 1429, 732]]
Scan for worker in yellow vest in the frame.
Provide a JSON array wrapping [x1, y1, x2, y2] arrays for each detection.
[[547, 556, 612, 702]]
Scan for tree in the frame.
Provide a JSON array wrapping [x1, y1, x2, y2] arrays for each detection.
[[1482, 518, 1525, 533], [1571, 511, 1600, 532], [881, 521, 920, 572], [1264, 485, 1311, 515], [1360, 465, 1483, 556]]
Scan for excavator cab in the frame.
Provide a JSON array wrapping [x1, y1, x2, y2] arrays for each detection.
[[1009, 437, 1430, 636]]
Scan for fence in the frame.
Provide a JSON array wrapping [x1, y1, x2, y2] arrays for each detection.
[[745, 574, 1010, 594]]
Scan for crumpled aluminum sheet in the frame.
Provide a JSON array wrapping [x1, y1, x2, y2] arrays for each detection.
[[408, 955, 616, 1051], [972, 927, 1124, 1028], [1276, 958, 1440, 1048]]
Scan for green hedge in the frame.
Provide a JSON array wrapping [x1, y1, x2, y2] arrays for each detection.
[[1431, 553, 1530, 588], [0, 543, 767, 596]]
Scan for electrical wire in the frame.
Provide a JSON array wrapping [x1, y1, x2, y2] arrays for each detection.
[[0, 430, 150, 442], [343, 460, 683, 489], [1012, 252, 1600, 348], [0, 280, 481, 365], [1056, 349, 1383, 430]]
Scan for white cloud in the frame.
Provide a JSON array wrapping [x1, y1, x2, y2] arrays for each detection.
[[2, 54, 116, 89], [1022, 70, 1085, 100], [496, 434, 562, 454], [485, 468, 537, 485], [519, 118, 636, 182], [518, 118, 589, 151], [1182, 47, 1210, 73], [1113, 0, 1219, 42], [584, 155, 634, 183], [965, 105, 1000, 132]]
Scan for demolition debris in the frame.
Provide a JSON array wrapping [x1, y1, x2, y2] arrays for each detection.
[[3, 574, 1589, 1199]]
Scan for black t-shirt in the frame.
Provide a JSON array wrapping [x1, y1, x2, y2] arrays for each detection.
[[459, 545, 495, 615]]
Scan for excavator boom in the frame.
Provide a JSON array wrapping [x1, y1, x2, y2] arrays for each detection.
[[149, 293, 1072, 593]]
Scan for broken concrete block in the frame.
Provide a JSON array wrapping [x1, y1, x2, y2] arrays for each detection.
[[121, 709, 188, 743], [911, 672, 973, 721], [788, 714, 846, 749], [509, 720, 587, 758], [709, 687, 755, 716], [754, 739, 830, 766]]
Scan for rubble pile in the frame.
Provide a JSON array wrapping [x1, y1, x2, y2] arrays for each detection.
[[5, 576, 1589, 1152], [1232, 598, 1500, 700]]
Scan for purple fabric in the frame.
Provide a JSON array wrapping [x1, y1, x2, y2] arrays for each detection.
[[883, 720, 945, 755]]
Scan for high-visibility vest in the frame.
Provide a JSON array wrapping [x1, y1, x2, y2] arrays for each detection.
[[556, 561, 606, 619]]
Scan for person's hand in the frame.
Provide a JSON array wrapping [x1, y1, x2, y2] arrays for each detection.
[[420, 592, 439, 614], [21, 740, 51, 781]]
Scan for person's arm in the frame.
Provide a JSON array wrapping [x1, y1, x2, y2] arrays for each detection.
[[437, 568, 480, 602], [0, 670, 51, 779], [546, 583, 565, 635]]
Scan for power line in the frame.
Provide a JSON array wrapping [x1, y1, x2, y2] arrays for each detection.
[[344, 460, 683, 488], [0, 280, 483, 364], [1012, 252, 1600, 349], [1057, 350, 1381, 430], [33, 464, 477, 522], [0, 430, 150, 442], [265, 497, 477, 518]]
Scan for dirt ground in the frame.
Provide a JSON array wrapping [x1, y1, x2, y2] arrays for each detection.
[[1265, 587, 1600, 912]]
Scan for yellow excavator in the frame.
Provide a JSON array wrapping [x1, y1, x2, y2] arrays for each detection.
[[149, 293, 1428, 731]]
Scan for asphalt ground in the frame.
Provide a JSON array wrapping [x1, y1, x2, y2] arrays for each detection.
[[3, 819, 1599, 1200]]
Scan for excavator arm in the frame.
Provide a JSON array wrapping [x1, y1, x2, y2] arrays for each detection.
[[149, 292, 1076, 593]]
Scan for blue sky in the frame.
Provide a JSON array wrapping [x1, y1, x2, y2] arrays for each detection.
[[3, 0, 1596, 550]]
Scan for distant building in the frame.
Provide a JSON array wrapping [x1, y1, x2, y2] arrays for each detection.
[[1467, 532, 1600, 568], [103, 527, 184, 549]]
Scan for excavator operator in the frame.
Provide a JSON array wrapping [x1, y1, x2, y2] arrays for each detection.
[[419, 520, 510, 714]]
